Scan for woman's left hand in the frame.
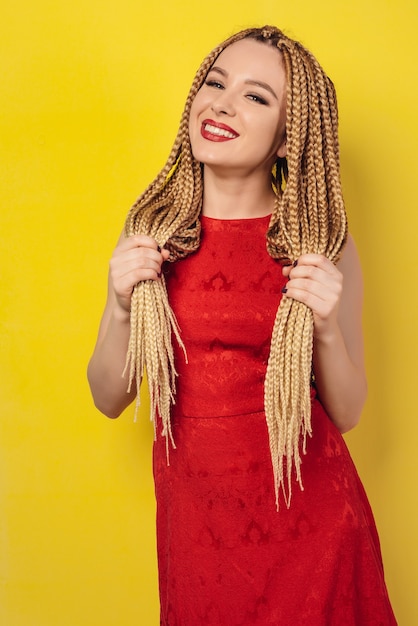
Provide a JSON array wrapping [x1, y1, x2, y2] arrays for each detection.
[[282, 239, 367, 433], [282, 254, 343, 340]]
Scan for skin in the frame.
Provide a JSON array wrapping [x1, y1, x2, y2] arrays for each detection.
[[87, 234, 168, 416], [88, 38, 367, 431], [282, 242, 366, 433], [189, 39, 287, 219]]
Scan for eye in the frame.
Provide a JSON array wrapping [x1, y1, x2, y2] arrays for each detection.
[[205, 79, 224, 90], [246, 93, 268, 105]]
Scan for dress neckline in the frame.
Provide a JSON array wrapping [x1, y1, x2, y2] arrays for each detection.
[[200, 214, 271, 231], [201, 213, 271, 223]]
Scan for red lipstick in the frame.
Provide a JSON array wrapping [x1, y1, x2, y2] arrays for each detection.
[[200, 119, 239, 142]]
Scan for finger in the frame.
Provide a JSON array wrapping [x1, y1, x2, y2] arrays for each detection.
[[116, 234, 163, 254], [119, 266, 162, 287], [112, 246, 165, 272], [293, 254, 333, 268], [282, 255, 332, 280], [282, 289, 339, 327], [284, 279, 329, 303], [111, 254, 163, 283], [283, 277, 341, 318], [281, 264, 292, 278], [117, 254, 162, 274], [288, 267, 342, 296], [289, 261, 341, 288], [112, 267, 162, 301]]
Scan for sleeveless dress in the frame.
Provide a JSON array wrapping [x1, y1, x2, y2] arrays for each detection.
[[153, 214, 396, 625]]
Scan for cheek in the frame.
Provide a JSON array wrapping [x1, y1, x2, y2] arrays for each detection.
[[188, 105, 199, 149], [189, 100, 197, 129], [189, 95, 205, 136], [188, 100, 205, 157], [258, 118, 285, 151], [190, 90, 209, 118]]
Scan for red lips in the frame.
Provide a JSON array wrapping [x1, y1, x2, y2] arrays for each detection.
[[200, 119, 239, 142]]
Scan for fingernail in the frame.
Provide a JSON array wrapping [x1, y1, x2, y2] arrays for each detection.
[[281, 287, 288, 294]]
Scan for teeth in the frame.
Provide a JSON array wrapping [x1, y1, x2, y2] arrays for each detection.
[[205, 123, 236, 138]]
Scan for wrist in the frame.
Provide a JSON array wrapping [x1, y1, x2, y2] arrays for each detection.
[[111, 304, 131, 324], [313, 322, 341, 346]]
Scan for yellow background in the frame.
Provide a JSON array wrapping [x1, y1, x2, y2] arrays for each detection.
[[1, 0, 417, 624]]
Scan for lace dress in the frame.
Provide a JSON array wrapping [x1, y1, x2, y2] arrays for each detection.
[[153, 214, 396, 625]]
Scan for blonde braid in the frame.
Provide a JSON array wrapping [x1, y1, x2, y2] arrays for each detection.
[[122, 42, 230, 439], [124, 26, 347, 507], [264, 31, 347, 507]]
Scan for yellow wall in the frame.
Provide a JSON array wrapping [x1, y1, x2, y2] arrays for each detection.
[[1, 1, 417, 623]]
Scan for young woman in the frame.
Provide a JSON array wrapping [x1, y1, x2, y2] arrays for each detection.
[[88, 26, 396, 625]]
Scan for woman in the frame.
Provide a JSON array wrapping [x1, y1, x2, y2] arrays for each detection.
[[88, 26, 396, 625]]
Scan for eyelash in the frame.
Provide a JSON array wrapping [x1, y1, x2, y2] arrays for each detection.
[[204, 79, 269, 105], [205, 79, 224, 89], [247, 94, 268, 105]]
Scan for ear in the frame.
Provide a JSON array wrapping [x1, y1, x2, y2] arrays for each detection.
[[276, 137, 287, 158]]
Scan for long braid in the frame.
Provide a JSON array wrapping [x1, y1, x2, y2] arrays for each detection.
[[265, 31, 347, 507], [123, 43, 228, 443], [123, 26, 347, 506]]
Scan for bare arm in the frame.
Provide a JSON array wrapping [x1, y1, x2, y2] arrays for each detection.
[[87, 232, 169, 418], [282, 235, 367, 432]]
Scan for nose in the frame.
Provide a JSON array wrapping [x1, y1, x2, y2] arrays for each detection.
[[211, 91, 236, 116]]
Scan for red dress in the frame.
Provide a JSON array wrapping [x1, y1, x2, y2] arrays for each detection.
[[153, 214, 396, 625]]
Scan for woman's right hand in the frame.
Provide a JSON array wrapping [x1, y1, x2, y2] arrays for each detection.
[[109, 234, 170, 315]]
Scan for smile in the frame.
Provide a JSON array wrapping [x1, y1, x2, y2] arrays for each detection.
[[200, 119, 239, 142]]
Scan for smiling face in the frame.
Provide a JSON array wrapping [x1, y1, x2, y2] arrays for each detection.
[[189, 38, 287, 178]]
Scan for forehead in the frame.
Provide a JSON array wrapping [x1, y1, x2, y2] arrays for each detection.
[[211, 38, 285, 82]]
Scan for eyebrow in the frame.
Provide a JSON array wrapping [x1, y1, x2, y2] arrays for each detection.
[[209, 66, 278, 100]]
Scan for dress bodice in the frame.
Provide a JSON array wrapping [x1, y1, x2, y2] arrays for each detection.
[[164, 214, 287, 418]]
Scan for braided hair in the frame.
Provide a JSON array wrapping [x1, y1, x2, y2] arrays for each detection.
[[123, 25, 347, 507]]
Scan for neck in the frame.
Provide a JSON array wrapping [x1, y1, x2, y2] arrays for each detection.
[[201, 167, 276, 219]]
